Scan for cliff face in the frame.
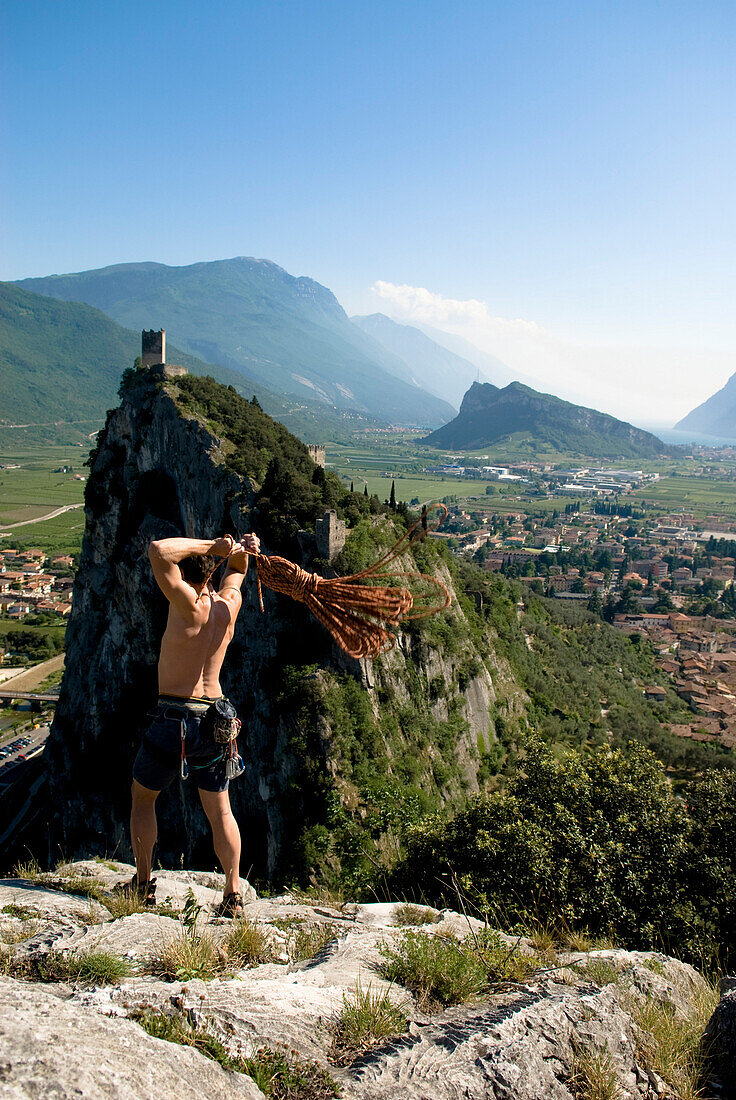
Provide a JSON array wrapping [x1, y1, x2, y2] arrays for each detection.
[[41, 367, 504, 882]]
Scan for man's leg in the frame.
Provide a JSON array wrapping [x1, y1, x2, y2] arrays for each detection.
[[130, 779, 159, 884], [198, 787, 241, 896]]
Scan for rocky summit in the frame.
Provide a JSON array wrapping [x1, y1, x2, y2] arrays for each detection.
[[0, 861, 731, 1100], [421, 381, 666, 458]]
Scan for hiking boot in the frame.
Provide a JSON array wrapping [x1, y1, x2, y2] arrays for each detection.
[[213, 891, 244, 919], [114, 874, 157, 906]]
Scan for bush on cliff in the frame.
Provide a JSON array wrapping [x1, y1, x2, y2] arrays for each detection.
[[389, 737, 736, 966]]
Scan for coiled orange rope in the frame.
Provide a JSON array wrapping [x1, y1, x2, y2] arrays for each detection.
[[237, 505, 451, 659]]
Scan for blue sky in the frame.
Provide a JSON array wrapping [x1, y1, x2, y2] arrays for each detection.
[[2, 1, 735, 422]]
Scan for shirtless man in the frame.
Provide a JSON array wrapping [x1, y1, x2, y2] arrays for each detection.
[[127, 532, 259, 916]]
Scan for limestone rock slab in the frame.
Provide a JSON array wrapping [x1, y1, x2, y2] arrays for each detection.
[[0, 977, 265, 1099]]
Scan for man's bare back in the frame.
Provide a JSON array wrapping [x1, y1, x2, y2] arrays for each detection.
[[148, 534, 261, 698]]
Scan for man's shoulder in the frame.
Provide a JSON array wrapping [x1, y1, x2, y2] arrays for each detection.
[[213, 588, 242, 611]]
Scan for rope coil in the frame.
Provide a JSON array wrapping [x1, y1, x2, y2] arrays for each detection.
[[224, 504, 451, 659]]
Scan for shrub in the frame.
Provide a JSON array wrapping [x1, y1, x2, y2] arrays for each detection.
[[390, 738, 732, 963], [378, 931, 486, 1011], [377, 929, 537, 1012]]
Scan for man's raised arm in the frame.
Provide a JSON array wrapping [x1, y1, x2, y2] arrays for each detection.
[[218, 534, 260, 603]]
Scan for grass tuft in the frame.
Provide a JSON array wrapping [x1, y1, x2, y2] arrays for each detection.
[[12, 855, 42, 881], [132, 1008, 241, 1071], [51, 876, 107, 901], [378, 928, 538, 1012], [633, 981, 719, 1100], [569, 1046, 622, 1100], [1, 948, 130, 985], [526, 922, 558, 953], [223, 919, 275, 968], [392, 903, 440, 927], [270, 918, 339, 963], [1, 903, 41, 920], [331, 982, 408, 1063], [150, 930, 225, 982], [573, 959, 621, 987], [0, 919, 41, 944], [241, 1047, 339, 1099]]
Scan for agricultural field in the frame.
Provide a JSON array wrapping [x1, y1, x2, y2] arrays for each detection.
[[0, 444, 88, 556], [326, 435, 736, 522], [628, 475, 736, 519]]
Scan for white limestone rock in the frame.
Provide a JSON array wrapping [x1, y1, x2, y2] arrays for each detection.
[[0, 977, 265, 1100]]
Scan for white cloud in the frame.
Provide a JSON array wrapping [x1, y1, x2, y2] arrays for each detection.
[[371, 281, 539, 336], [369, 280, 736, 425]]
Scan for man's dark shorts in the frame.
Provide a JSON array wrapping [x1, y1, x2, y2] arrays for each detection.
[[133, 699, 229, 793]]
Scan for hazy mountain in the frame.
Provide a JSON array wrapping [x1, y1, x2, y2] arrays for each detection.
[[411, 322, 522, 386], [675, 374, 736, 440], [0, 282, 385, 445], [422, 381, 667, 457], [16, 258, 454, 427], [351, 313, 486, 408]]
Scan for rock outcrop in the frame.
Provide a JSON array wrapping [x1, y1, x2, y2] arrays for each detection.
[[15, 367, 505, 882], [0, 862, 721, 1100]]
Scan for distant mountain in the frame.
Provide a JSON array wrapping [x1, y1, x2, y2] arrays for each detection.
[[411, 323, 523, 387], [351, 313, 484, 407], [421, 381, 666, 457], [15, 258, 454, 427], [0, 282, 385, 445], [675, 374, 736, 440]]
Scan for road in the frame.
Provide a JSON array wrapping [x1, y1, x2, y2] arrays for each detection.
[[0, 654, 65, 692], [0, 502, 84, 531]]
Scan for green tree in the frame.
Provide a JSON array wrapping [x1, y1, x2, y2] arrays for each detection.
[[391, 739, 696, 955]]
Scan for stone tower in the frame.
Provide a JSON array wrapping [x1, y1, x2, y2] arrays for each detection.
[[141, 329, 166, 367], [315, 510, 347, 561], [307, 444, 326, 468]]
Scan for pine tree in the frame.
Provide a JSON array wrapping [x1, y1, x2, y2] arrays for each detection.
[[350, 481, 354, 493], [389, 480, 396, 510], [364, 484, 369, 497]]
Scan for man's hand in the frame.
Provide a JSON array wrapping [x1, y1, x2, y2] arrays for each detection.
[[212, 535, 235, 558], [220, 534, 259, 578], [241, 533, 260, 555]]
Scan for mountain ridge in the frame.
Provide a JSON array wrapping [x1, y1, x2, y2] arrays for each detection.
[[675, 372, 736, 440], [0, 281, 387, 445], [15, 258, 455, 426], [421, 380, 666, 457], [351, 312, 487, 407]]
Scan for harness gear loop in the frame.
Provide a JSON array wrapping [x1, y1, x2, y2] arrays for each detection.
[[179, 718, 188, 780]]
